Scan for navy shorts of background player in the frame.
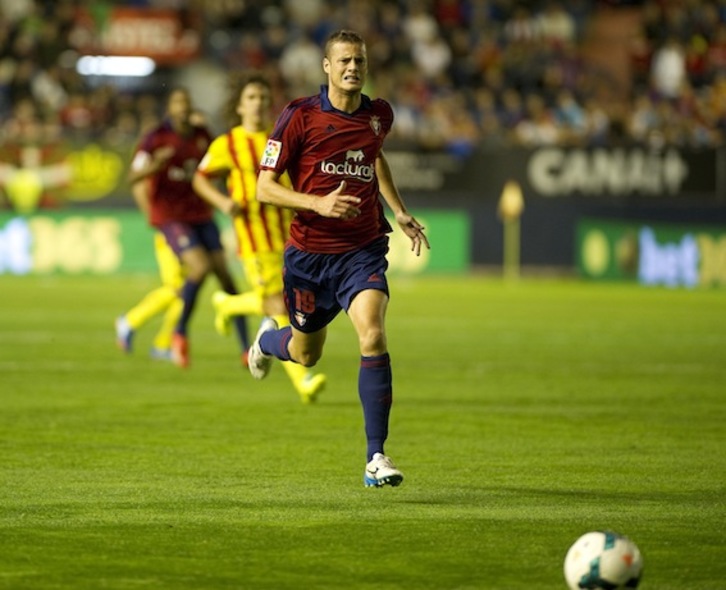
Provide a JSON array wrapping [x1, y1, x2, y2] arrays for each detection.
[[157, 220, 224, 257]]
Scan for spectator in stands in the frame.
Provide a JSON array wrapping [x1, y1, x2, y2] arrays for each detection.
[[553, 88, 586, 145], [411, 28, 452, 82], [514, 94, 560, 146], [504, 6, 542, 46], [538, 1, 577, 47], [706, 23, 726, 78], [582, 97, 611, 147], [651, 36, 687, 100], [278, 33, 324, 97]]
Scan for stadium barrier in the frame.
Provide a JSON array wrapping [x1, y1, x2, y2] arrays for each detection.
[[576, 218, 726, 288], [0, 210, 470, 276], [1, 140, 725, 270]]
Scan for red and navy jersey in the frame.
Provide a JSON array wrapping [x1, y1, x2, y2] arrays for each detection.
[[260, 85, 394, 254], [132, 120, 213, 227]]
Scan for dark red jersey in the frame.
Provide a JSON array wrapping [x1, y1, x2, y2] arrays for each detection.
[[260, 86, 394, 254], [132, 120, 213, 227]]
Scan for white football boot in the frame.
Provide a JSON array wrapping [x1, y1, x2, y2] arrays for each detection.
[[364, 453, 404, 488], [248, 317, 278, 379]]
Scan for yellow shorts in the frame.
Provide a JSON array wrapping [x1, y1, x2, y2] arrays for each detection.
[[154, 232, 184, 290], [241, 251, 284, 299]]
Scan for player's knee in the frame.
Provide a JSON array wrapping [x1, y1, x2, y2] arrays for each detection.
[[295, 349, 322, 367], [358, 327, 387, 356], [186, 261, 210, 281]]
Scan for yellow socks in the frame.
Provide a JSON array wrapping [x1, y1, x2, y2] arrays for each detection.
[[126, 286, 178, 330], [152, 297, 183, 350]]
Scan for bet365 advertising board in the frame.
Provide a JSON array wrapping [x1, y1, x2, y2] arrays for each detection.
[[577, 218, 726, 288], [0, 210, 470, 276]]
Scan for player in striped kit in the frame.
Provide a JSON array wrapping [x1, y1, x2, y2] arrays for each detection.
[[193, 75, 326, 403]]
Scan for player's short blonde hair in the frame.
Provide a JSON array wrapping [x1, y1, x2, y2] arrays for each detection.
[[324, 30, 365, 57]]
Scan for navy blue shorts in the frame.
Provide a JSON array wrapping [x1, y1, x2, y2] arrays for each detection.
[[283, 237, 390, 333], [157, 220, 223, 256]]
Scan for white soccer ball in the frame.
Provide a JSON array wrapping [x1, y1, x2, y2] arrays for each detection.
[[564, 530, 643, 589]]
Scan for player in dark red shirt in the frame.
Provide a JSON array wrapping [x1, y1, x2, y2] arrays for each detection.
[[250, 30, 429, 487], [259, 86, 394, 254], [128, 87, 249, 368]]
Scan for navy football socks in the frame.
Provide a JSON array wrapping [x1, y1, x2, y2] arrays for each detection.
[[260, 326, 293, 361], [358, 353, 393, 462], [176, 279, 202, 335]]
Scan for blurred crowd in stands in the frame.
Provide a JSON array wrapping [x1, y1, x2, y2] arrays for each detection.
[[1, 0, 726, 157]]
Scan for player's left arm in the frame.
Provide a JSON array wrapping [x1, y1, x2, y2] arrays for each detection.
[[130, 178, 151, 219], [376, 151, 430, 256]]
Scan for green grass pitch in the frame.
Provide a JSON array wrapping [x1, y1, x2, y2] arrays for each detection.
[[1, 273, 724, 589]]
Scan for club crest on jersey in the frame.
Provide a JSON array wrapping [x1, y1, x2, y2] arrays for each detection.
[[295, 312, 307, 327], [261, 139, 282, 167], [370, 115, 381, 136]]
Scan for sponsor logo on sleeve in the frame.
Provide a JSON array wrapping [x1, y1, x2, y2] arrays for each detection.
[[261, 139, 282, 168]]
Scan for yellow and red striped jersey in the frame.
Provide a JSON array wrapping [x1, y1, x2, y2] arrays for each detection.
[[198, 126, 292, 257]]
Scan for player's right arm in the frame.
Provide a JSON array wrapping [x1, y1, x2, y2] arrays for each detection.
[[258, 102, 360, 219], [192, 170, 239, 216], [127, 145, 175, 185], [193, 135, 239, 216], [257, 171, 361, 220]]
